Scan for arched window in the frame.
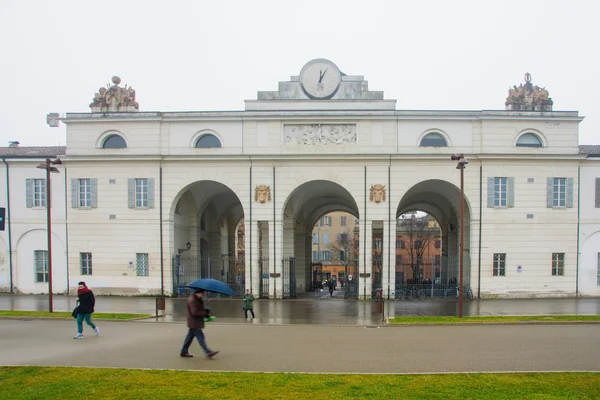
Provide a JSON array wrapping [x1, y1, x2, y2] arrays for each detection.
[[102, 134, 127, 149], [420, 132, 447, 147], [516, 133, 543, 147], [195, 134, 222, 148]]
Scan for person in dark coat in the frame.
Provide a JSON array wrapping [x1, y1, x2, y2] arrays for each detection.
[[328, 279, 334, 297], [74, 281, 99, 339], [180, 289, 219, 358]]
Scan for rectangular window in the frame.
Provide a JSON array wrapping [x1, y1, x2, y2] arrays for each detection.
[[80, 252, 92, 275], [321, 251, 332, 261], [312, 251, 319, 261], [79, 179, 91, 207], [414, 240, 422, 249], [340, 216, 347, 226], [135, 178, 149, 208], [34, 250, 48, 282], [339, 233, 349, 244], [320, 216, 332, 226], [33, 179, 46, 207], [494, 177, 507, 207], [553, 178, 567, 207], [493, 253, 506, 276], [395, 255, 402, 266], [396, 240, 404, 249], [374, 238, 382, 249], [435, 240, 441, 249], [552, 253, 564, 276], [340, 250, 345, 261], [136, 253, 149, 276], [312, 234, 319, 244], [323, 234, 329, 244]]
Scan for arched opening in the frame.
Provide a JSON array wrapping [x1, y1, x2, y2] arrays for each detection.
[[420, 132, 448, 147], [171, 180, 244, 297], [102, 134, 127, 149], [195, 134, 222, 148], [396, 179, 472, 299], [516, 132, 543, 147], [281, 180, 359, 299]]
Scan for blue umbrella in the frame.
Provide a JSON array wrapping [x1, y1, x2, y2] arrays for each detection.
[[185, 278, 235, 296]]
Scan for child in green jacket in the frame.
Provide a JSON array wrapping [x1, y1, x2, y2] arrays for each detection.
[[242, 289, 255, 319]]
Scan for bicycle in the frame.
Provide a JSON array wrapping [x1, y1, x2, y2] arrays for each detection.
[[405, 287, 424, 300]]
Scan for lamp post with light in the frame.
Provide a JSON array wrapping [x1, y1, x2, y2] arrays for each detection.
[[36, 158, 62, 313], [450, 154, 468, 318]]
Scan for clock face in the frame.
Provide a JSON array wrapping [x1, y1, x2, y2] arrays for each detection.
[[299, 59, 342, 99]]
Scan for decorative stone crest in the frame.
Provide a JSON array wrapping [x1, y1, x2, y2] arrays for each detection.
[[369, 184, 386, 203], [284, 124, 356, 145], [505, 73, 553, 111], [255, 185, 271, 203], [90, 76, 139, 113]]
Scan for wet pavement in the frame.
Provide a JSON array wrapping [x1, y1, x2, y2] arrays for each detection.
[[2, 292, 600, 326]]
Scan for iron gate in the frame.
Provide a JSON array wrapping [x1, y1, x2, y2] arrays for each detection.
[[282, 256, 296, 298], [344, 259, 359, 299], [172, 255, 245, 297], [394, 256, 471, 300], [259, 256, 269, 298]]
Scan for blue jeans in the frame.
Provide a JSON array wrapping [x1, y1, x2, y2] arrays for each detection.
[[181, 328, 211, 354], [76, 313, 96, 334]]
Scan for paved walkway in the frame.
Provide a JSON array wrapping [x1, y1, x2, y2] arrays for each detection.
[[1, 294, 599, 326], [1, 319, 599, 373]]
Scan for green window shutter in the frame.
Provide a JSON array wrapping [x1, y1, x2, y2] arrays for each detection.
[[71, 179, 78, 208], [128, 178, 135, 208], [90, 178, 98, 208], [547, 177, 554, 208], [596, 178, 600, 208], [506, 177, 515, 208], [147, 178, 155, 208], [26, 179, 33, 208], [566, 177, 574, 208], [487, 177, 494, 207]]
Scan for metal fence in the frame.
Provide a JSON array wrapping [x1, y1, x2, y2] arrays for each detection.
[[394, 256, 472, 300], [172, 255, 245, 298], [259, 256, 269, 298], [282, 256, 296, 299]]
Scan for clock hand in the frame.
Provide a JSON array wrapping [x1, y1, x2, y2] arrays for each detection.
[[319, 67, 328, 83]]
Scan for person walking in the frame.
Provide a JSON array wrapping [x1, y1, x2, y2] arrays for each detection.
[[180, 288, 219, 359], [242, 289, 255, 319], [328, 279, 334, 297], [73, 281, 99, 339]]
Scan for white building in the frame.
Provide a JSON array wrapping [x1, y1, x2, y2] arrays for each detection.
[[1, 59, 599, 298]]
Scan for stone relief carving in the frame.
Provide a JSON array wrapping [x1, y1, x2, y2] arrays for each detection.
[[369, 184, 386, 203], [284, 124, 356, 145], [505, 72, 553, 111], [90, 76, 139, 112], [255, 185, 271, 203]]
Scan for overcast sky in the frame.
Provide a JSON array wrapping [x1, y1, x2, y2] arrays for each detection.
[[0, 0, 598, 147]]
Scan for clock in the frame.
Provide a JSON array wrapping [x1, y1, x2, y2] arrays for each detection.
[[299, 59, 342, 99]]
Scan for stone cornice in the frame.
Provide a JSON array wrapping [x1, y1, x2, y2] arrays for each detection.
[[60, 109, 583, 124]]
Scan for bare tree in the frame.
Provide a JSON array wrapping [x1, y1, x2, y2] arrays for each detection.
[[327, 228, 358, 282], [397, 214, 439, 282]]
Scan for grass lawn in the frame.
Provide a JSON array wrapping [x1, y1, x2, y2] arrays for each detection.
[[0, 311, 150, 320], [388, 315, 600, 325], [0, 367, 598, 399]]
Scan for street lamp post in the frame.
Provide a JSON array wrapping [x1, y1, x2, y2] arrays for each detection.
[[450, 154, 468, 318], [36, 158, 62, 313]]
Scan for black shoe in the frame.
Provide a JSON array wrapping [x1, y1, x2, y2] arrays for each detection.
[[180, 352, 193, 358]]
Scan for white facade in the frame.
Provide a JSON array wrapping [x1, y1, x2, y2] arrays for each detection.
[[2, 60, 599, 298]]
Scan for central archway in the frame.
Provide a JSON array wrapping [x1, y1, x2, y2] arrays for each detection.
[[281, 180, 359, 297]]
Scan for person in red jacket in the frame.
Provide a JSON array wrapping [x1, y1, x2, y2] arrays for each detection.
[[73, 281, 99, 339], [180, 289, 219, 358]]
